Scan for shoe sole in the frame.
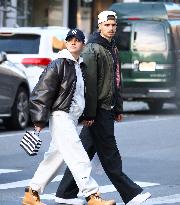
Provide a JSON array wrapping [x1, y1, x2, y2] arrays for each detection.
[[54, 197, 85, 205], [126, 192, 151, 205], [138, 192, 151, 204], [22, 202, 46, 205]]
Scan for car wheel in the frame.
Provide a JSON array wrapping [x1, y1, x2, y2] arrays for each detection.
[[147, 101, 163, 113], [4, 87, 29, 130]]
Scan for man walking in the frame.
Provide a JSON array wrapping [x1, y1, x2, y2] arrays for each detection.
[[55, 11, 151, 205]]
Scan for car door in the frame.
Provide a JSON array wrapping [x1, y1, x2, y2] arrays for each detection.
[[0, 62, 17, 115], [171, 23, 180, 99]]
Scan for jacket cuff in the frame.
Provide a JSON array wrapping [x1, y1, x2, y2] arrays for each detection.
[[33, 121, 46, 127]]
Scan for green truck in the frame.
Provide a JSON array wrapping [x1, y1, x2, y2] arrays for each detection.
[[109, 2, 180, 111]]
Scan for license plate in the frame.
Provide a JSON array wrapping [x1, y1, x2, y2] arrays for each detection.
[[139, 62, 156, 71]]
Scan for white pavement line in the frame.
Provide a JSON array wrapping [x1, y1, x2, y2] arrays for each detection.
[[40, 193, 55, 200], [99, 180, 160, 192], [117, 194, 180, 205], [136, 181, 159, 188], [0, 169, 21, 174], [0, 173, 158, 191], [39, 181, 159, 200], [0, 179, 30, 189], [77, 182, 159, 197], [0, 174, 63, 190], [144, 194, 180, 205]]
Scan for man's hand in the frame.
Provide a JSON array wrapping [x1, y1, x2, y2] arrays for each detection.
[[82, 120, 94, 127], [114, 114, 123, 122], [34, 122, 45, 132]]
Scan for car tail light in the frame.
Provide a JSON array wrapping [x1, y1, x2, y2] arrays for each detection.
[[21, 58, 52, 66], [127, 17, 142, 20]]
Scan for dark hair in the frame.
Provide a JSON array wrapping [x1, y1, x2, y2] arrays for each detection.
[[107, 15, 116, 21]]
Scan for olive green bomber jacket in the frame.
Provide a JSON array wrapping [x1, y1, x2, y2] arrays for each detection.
[[81, 42, 123, 120]]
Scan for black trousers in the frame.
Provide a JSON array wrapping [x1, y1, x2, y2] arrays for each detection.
[[56, 109, 142, 204]]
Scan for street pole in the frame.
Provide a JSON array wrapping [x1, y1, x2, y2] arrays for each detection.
[[2, 0, 7, 26], [63, 0, 69, 27], [24, 0, 28, 26], [68, 0, 77, 28]]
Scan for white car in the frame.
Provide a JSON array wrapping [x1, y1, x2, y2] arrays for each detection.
[[0, 26, 69, 92]]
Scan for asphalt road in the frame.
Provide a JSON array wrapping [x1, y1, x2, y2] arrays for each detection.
[[0, 102, 180, 205]]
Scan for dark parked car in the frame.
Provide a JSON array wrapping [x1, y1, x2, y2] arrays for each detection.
[[0, 52, 30, 130]]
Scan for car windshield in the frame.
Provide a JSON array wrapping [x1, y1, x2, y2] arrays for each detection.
[[133, 22, 166, 51], [115, 21, 167, 52], [0, 34, 40, 54]]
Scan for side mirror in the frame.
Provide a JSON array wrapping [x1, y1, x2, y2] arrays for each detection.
[[0, 52, 7, 63]]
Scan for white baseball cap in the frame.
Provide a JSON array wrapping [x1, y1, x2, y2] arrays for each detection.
[[98, 10, 117, 24]]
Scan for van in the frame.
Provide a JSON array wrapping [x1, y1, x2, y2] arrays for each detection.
[[109, 2, 180, 111]]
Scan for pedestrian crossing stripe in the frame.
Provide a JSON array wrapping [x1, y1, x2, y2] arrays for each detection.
[[1, 169, 180, 204], [77, 182, 159, 196], [39, 181, 159, 200], [40, 193, 180, 205], [0, 170, 159, 190], [135, 194, 180, 205], [0, 169, 21, 174], [0, 174, 63, 189]]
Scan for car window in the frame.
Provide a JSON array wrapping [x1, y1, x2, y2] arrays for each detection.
[[176, 25, 180, 48], [0, 34, 40, 54], [133, 22, 166, 51], [115, 22, 131, 51]]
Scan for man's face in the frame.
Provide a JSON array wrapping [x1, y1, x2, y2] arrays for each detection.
[[99, 19, 117, 40]]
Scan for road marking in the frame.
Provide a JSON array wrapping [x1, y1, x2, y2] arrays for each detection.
[[77, 182, 159, 196], [38, 181, 159, 200], [0, 169, 21, 174], [144, 194, 180, 204], [32, 194, 180, 205], [0, 174, 63, 189], [41, 181, 156, 200], [0, 173, 158, 190], [5, 176, 179, 205], [116, 194, 180, 205], [0, 179, 31, 190]]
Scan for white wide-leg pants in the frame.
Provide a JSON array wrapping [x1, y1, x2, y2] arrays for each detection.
[[29, 111, 99, 197]]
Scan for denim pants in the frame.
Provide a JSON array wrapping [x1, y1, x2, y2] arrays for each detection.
[[56, 108, 143, 204], [29, 111, 99, 197]]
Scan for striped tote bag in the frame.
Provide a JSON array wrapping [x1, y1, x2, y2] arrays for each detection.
[[20, 131, 42, 156]]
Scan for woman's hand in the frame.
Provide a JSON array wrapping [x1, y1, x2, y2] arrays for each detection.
[[114, 114, 123, 122], [34, 122, 45, 132]]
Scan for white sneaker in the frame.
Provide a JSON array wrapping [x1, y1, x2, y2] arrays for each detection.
[[126, 192, 151, 205], [55, 197, 85, 205]]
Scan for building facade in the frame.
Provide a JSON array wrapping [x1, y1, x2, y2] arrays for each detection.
[[0, 0, 180, 35]]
